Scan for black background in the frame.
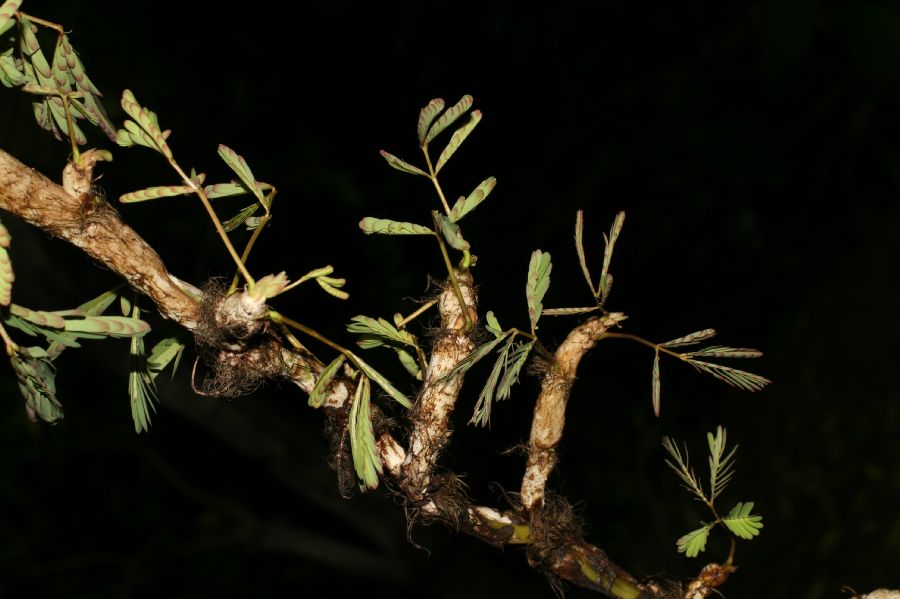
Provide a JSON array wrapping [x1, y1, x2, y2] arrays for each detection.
[[1, 1, 899, 598]]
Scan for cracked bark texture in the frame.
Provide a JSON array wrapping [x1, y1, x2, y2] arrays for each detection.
[[400, 270, 476, 500]]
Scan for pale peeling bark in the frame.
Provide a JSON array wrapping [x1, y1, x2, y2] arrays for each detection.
[[401, 270, 476, 500], [521, 312, 627, 511], [0, 148, 356, 407], [0, 148, 201, 328]]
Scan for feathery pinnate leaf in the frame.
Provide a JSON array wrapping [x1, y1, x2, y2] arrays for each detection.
[[349, 377, 383, 490]]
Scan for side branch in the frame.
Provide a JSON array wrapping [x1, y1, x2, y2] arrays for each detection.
[[521, 313, 627, 511], [400, 269, 476, 500]]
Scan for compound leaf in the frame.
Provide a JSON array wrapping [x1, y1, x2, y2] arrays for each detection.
[[349, 376, 383, 490]]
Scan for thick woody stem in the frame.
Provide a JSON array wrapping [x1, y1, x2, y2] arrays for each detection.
[[0, 148, 201, 328], [400, 269, 476, 500], [0, 148, 360, 406], [521, 312, 627, 511]]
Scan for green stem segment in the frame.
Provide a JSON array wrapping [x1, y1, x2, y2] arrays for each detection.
[[422, 146, 451, 214], [169, 161, 255, 287], [603, 331, 689, 362]]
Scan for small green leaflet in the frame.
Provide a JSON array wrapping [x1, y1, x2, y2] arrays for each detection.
[[660, 328, 717, 348], [684, 359, 770, 392], [347, 315, 416, 349], [295, 265, 335, 284], [119, 184, 194, 203], [0, 219, 13, 306], [723, 502, 763, 539], [417, 97, 445, 145], [676, 525, 711, 558], [0, 0, 22, 37], [57, 34, 115, 140], [379, 150, 427, 176], [485, 311, 503, 339], [574, 210, 594, 296], [147, 336, 186, 382], [308, 354, 346, 408], [707, 426, 738, 502], [221, 203, 259, 232], [681, 346, 763, 359], [435, 110, 482, 173], [652, 349, 661, 417], [116, 89, 172, 158], [349, 353, 412, 409], [204, 182, 251, 199], [526, 250, 552, 331], [359, 217, 432, 235], [598, 211, 624, 302], [349, 376, 383, 490], [316, 275, 349, 300], [128, 306, 155, 434], [217, 145, 266, 204], [0, 49, 26, 87], [63, 315, 150, 338], [661, 436, 706, 502], [10, 304, 66, 329], [448, 176, 496, 222], [19, 18, 52, 86], [470, 337, 512, 427], [395, 348, 422, 380], [46, 288, 119, 358], [470, 338, 534, 426], [11, 346, 62, 424], [436, 213, 469, 251], [496, 340, 534, 402], [425, 95, 473, 143]]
